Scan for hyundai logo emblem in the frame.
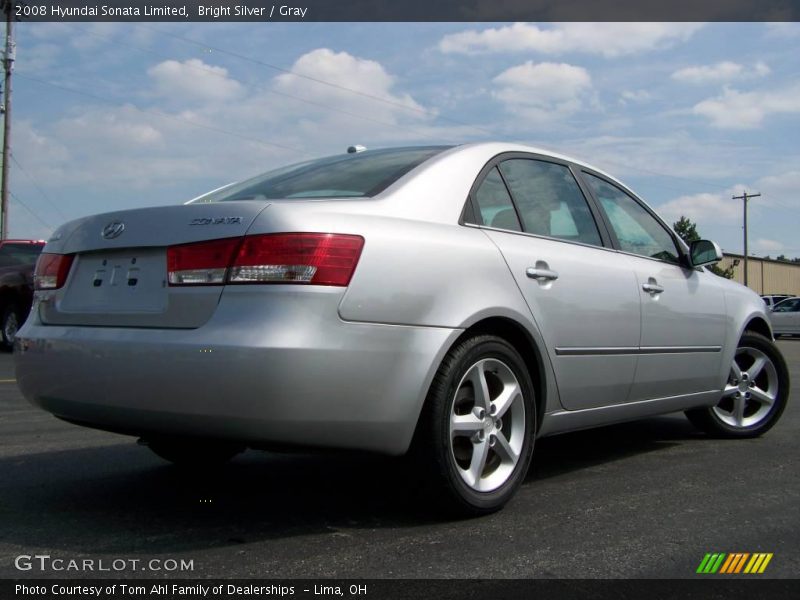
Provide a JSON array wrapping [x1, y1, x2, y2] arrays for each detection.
[[102, 221, 125, 239]]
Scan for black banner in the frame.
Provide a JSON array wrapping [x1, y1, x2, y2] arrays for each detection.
[[5, 579, 800, 600], [8, 0, 800, 23]]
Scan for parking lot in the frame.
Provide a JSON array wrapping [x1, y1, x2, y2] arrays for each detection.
[[1, 341, 798, 579]]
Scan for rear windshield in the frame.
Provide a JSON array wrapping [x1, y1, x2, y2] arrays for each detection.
[[193, 146, 451, 203], [0, 243, 44, 267]]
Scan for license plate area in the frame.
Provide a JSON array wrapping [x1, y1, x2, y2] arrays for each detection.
[[59, 249, 168, 313]]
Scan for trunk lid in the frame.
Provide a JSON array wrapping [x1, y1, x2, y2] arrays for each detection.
[[40, 202, 270, 329]]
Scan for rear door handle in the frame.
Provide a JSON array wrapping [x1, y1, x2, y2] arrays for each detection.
[[526, 267, 559, 282], [642, 282, 664, 294]]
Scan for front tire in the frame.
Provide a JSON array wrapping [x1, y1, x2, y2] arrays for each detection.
[[686, 332, 789, 438], [412, 335, 536, 516]]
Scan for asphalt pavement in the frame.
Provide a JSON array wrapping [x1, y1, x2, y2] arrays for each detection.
[[1, 341, 798, 579]]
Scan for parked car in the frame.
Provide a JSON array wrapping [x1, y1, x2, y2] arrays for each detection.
[[0, 239, 46, 349], [761, 294, 793, 308], [769, 297, 800, 337], [17, 144, 790, 514]]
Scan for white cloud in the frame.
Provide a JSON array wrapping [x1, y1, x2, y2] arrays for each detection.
[[671, 61, 770, 83], [273, 48, 427, 123], [757, 171, 800, 206], [492, 62, 592, 123], [619, 90, 652, 105], [554, 132, 751, 182], [657, 186, 747, 224], [10, 47, 442, 220], [764, 23, 800, 38], [693, 85, 800, 128], [56, 107, 164, 147], [147, 59, 244, 103], [754, 238, 784, 253], [439, 22, 704, 57]]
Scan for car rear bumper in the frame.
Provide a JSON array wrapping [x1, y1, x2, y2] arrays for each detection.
[[15, 286, 460, 455]]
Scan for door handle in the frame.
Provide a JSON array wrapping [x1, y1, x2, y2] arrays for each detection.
[[642, 282, 664, 294], [526, 267, 559, 282]]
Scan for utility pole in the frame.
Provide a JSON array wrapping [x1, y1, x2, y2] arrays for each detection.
[[732, 190, 760, 288], [0, 1, 15, 240]]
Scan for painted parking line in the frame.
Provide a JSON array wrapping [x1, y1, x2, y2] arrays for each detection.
[[0, 379, 17, 383]]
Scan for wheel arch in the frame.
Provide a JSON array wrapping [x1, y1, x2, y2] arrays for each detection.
[[0, 285, 21, 315], [742, 316, 773, 341], [435, 315, 552, 434]]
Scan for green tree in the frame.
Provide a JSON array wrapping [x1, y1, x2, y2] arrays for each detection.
[[673, 216, 700, 243], [672, 215, 734, 279]]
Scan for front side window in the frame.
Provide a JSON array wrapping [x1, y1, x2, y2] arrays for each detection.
[[773, 299, 800, 312], [497, 159, 602, 246], [192, 146, 451, 202], [471, 167, 522, 231], [584, 172, 681, 264]]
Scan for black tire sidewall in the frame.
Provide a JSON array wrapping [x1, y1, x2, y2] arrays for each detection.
[[706, 333, 790, 437], [429, 336, 536, 513], [0, 302, 21, 349]]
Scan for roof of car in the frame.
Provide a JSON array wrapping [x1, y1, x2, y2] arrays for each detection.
[[450, 142, 628, 189]]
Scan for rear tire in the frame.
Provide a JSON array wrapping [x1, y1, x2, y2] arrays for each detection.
[[411, 334, 536, 516], [146, 438, 243, 467], [686, 332, 789, 438], [0, 301, 22, 351]]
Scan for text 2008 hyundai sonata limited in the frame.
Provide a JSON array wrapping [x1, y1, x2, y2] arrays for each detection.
[[18, 143, 790, 514]]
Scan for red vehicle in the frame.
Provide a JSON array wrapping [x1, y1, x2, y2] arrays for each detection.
[[0, 239, 46, 349]]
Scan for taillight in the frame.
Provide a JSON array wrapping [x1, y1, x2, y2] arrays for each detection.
[[166, 233, 364, 287], [34, 253, 75, 290], [230, 233, 364, 286], [167, 237, 242, 286]]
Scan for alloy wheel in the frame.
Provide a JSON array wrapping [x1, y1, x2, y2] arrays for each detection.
[[713, 346, 778, 428], [3, 311, 18, 345], [449, 358, 525, 492]]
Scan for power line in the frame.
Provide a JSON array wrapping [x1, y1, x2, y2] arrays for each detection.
[[44, 24, 788, 202], [9, 190, 53, 231], [10, 153, 67, 220], [15, 72, 312, 156], [18, 25, 800, 220], [136, 24, 496, 136], [137, 25, 787, 198], [72, 27, 460, 145]]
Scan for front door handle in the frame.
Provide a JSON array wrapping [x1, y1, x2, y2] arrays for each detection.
[[526, 267, 559, 282], [642, 281, 664, 294]]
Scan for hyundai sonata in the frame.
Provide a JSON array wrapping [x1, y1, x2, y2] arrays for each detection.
[[18, 143, 790, 514]]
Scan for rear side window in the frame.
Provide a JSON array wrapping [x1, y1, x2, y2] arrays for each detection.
[[498, 159, 602, 246], [583, 172, 680, 264], [472, 167, 522, 231], [194, 146, 450, 202]]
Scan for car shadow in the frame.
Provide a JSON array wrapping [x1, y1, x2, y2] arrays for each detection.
[[530, 414, 699, 480], [0, 415, 701, 557]]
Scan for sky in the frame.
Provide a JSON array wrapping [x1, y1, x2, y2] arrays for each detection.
[[8, 22, 800, 257]]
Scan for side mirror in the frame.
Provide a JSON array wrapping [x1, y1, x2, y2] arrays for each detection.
[[690, 239, 723, 267]]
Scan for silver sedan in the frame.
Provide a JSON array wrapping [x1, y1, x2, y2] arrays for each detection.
[[18, 143, 790, 514], [770, 297, 800, 337]]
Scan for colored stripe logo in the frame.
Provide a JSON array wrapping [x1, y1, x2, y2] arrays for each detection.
[[697, 553, 773, 574]]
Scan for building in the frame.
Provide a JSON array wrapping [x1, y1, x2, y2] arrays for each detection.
[[719, 253, 800, 296]]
